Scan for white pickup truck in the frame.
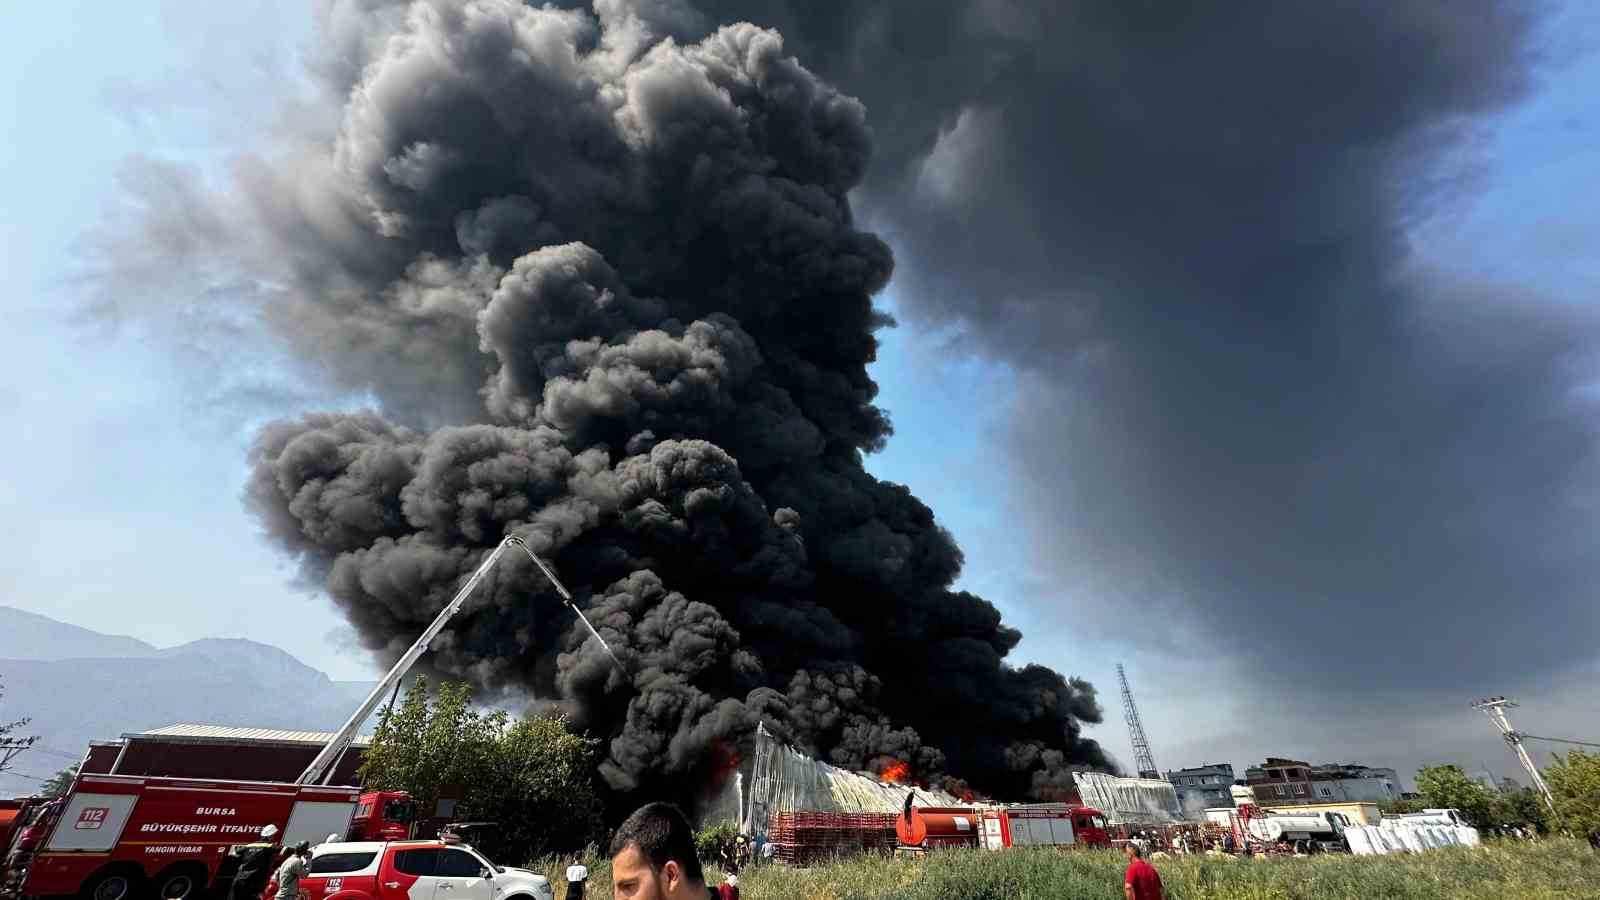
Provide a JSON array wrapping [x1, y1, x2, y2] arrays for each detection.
[[265, 840, 553, 900]]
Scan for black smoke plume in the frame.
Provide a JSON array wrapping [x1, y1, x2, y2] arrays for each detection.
[[229, 0, 1109, 802], [625, 0, 1600, 766]]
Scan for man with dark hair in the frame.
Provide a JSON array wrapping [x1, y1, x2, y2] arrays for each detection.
[[274, 842, 311, 900], [609, 804, 738, 900], [1123, 840, 1163, 900]]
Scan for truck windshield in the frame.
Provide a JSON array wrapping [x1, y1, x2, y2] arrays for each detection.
[[1090, 816, 1107, 829], [383, 801, 413, 823]]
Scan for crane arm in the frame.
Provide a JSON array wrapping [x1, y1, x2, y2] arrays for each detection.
[[297, 533, 618, 785]]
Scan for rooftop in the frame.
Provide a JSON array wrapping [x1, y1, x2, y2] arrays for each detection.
[[125, 723, 373, 748]]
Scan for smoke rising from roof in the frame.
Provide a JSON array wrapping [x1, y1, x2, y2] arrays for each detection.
[[152, 0, 1119, 801]]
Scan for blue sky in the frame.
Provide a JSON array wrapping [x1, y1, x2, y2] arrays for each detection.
[[3, 0, 1597, 782]]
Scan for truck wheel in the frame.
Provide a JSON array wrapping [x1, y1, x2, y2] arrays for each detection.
[[159, 871, 200, 900], [85, 871, 137, 900]]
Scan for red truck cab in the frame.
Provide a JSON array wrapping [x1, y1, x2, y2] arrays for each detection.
[[975, 803, 1111, 850], [270, 840, 553, 900], [346, 793, 415, 842]]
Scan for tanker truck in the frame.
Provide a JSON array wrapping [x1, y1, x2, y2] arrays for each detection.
[[1243, 810, 1351, 852], [1207, 803, 1353, 854]]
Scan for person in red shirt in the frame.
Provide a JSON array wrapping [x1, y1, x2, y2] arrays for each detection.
[[1123, 841, 1164, 900]]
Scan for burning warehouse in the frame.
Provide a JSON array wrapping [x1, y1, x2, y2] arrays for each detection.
[[731, 725, 961, 862]]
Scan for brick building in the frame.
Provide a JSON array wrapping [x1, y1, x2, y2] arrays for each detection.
[[1245, 758, 1401, 806], [1245, 758, 1314, 804]]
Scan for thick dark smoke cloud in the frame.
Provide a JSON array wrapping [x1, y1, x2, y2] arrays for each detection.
[[221, 0, 1113, 802], [636, 0, 1600, 726]]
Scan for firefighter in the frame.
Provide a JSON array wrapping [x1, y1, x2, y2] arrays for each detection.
[[230, 825, 281, 900]]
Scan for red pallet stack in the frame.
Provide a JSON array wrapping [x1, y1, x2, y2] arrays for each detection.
[[765, 810, 898, 864]]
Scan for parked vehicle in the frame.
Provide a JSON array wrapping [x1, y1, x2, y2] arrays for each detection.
[[265, 839, 553, 900]]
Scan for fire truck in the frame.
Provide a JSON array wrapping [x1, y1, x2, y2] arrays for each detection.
[[0, 801, 40, 868], [3, 776, 361, 900], [1, 534, 612, 900], [976, 804, 1111, 850], [895, 795, 1112, 852]]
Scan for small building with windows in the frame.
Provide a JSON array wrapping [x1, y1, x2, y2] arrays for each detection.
[[1245, 758, 1314, 804], [1164, 763, 1235, 815], [1245, 758, 1401, 806], [1307, 764, 1402, 804]]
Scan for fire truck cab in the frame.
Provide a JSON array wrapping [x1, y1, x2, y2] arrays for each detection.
[[346, 794, 415, 843], [272, 840, 553, 900], [977, 804, 1111, 850]]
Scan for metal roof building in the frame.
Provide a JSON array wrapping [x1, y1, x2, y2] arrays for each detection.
[[80, 723, 372, 785]]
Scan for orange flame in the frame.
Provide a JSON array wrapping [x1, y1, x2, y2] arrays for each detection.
[[880, 760, 912, 783], [707, 741, 741, 784]]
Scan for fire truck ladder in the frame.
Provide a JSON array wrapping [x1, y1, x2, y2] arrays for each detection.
[[297, 533, 622, 786]]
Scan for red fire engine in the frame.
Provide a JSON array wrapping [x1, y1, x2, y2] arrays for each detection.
[[895, 795, 1112, 852], [4, 775, 359, 900], [1, 534, 608, 900], [976, 804, 1111, 849]]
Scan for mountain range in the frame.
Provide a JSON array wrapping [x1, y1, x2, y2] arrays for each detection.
[[0, 606, 374, 796]]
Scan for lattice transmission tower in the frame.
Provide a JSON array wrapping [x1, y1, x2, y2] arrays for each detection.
[[1117, 663, 1161, 779]]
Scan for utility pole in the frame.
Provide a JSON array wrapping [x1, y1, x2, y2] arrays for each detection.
[[1472, 697, 1558, 819], [1117, 664, 1160, 779], [0, 736, 36, 776]]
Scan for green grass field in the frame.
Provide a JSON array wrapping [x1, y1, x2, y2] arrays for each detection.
[[536, 839, 1600, 900]]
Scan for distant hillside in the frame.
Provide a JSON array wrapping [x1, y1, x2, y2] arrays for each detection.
[[0, 611, 376, 796], [0, 606, 157, 660]]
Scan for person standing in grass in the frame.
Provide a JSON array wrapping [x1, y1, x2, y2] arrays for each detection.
[[1123, 841, 1163, 900]]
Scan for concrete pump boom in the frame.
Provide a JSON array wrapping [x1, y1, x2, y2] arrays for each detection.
[[297, 533, 620, 785]]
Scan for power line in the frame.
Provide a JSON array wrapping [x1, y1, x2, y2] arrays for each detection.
[[1519, 734, 1600, 750], [1472, 697, 1558, 818], [0, 736, 37, 775]]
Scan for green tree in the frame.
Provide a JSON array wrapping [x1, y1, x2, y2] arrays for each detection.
[[1414, 765, 1495, 827], [1379, 797, 1429, 816], [1545, 750, 1600, 842], [1488, 786, 1549, 834], [360, 677, 502, 821], [478, 716, 603, 861], [41, 765, 79, 798], [359, 677, 602, 862]]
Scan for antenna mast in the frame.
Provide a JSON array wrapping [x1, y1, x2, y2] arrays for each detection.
[[1118, 663, 1160, 779]]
